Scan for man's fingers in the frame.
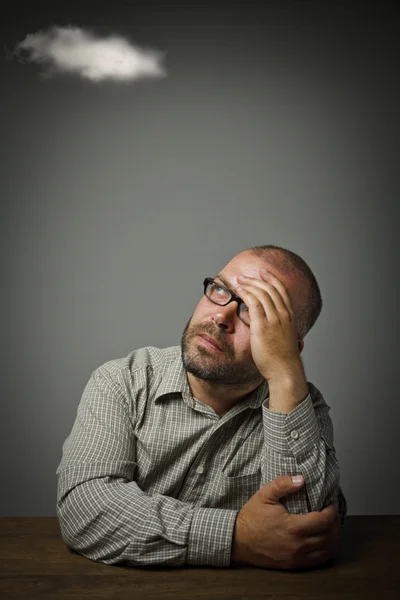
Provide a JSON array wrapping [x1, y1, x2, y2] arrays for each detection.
[[238, 271, 295, 317], [238, 277, 289, 316], [235, 286, 273, 331], [299, 525, 340, 554], [290, 503, 339, 536], [235, 285, 272, 321]]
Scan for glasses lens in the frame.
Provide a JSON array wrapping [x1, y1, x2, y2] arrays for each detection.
[[238, 302, 250, 325], [206, 281, 231, 305]]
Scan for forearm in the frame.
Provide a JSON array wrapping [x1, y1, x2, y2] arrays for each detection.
[[57, 469, 238, 567], [262, 384, 343, 515], [262, 433, 341, 514]]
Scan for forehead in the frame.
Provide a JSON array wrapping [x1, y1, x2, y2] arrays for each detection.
[[219, 252, 279, 280]]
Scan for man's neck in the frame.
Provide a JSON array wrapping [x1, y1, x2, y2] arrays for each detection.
[[186, 371, 263, 417]]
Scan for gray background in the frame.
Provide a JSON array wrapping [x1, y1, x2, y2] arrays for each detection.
[[1, 1, 399, 516]]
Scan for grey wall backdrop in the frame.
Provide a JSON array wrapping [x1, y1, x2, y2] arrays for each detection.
[[1, 1, 399, 516]]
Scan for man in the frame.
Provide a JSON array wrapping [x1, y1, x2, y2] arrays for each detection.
[[56, 244, 346, 570]]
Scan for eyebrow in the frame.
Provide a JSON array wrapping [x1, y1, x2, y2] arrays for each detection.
[[213, 273, 238, 297]]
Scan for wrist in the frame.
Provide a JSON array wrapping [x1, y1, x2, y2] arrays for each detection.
[[267, 362, 306, 391], [267, 375, 309, 414]]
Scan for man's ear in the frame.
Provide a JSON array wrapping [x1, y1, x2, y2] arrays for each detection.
[[298, 338, 304, 354]]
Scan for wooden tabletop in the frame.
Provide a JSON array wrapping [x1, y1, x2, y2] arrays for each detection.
[[1, 516, 399, 599]]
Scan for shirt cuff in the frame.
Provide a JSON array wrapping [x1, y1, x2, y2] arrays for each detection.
[[262, 393, 320, 456], [187, 507, 239, 566]]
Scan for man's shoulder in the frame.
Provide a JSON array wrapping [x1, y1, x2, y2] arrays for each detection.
[[94, 345, 181, 381]]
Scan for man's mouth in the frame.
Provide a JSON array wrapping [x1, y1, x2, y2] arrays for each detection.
[[197, 333, 223, 352]]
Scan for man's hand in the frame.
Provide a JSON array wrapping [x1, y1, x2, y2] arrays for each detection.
[[235, 270, 309, 412], [235, 269, 304, 383], [231, 475, 341, 570]]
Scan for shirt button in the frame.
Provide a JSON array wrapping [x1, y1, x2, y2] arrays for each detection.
[[196, 465, 204, 474], [290, 430, 299, 440]]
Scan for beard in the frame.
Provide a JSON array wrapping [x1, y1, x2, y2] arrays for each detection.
[[180, 316, 263, 386]]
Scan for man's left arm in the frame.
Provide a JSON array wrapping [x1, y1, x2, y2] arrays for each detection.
[[235, 269, 347, 528], [262, 379, 347, 529]]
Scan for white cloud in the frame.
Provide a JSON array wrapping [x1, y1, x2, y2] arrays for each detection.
[[15, 25, 166, 82]]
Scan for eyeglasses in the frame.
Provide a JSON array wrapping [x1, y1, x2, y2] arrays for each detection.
[[203, 277, 250, 326]]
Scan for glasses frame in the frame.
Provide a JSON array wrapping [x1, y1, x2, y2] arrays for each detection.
[[203, 277, 250, 326]]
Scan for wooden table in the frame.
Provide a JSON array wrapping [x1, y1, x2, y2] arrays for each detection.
[[1, 516, 399, 599]]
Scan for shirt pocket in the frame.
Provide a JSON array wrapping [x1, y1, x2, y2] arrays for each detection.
[[221, 433, 261, 478], [209, 467, 262, 511]]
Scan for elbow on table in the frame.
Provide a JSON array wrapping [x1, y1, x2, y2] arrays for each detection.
[[56, 496, 124, 565]]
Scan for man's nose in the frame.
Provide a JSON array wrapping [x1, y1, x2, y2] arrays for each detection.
[[212, 303, 237, 332]]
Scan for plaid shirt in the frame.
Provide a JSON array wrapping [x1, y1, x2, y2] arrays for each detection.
[[56, 345, 347, 567]]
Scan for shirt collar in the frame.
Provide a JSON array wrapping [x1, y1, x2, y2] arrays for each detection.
[[154, 351, 269, 410], [154, 351, 192, 403]]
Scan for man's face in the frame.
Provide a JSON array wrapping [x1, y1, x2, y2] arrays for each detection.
[[181, 251, 305, 387]]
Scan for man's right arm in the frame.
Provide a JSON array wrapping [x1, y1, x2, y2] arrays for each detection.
[[56, 369, 238, 567]]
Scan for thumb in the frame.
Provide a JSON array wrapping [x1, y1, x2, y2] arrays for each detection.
[[259, 475, 304, 503]]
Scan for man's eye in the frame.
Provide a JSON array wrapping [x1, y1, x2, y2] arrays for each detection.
[[211, 283, 225, 294]]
